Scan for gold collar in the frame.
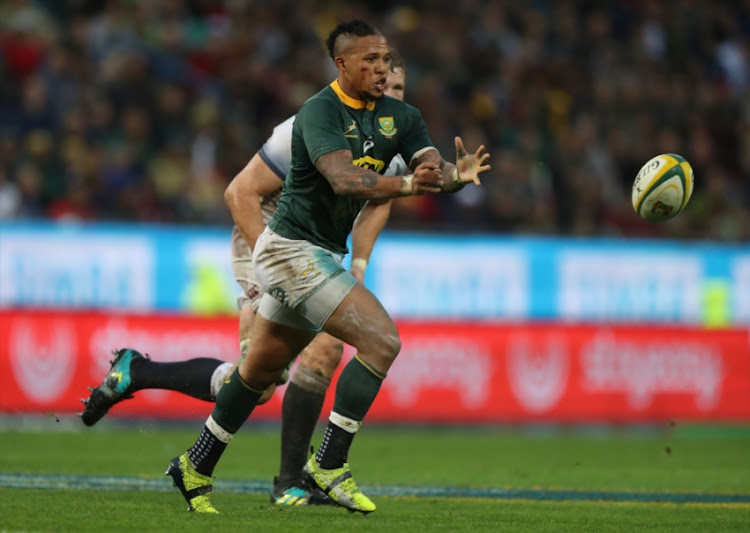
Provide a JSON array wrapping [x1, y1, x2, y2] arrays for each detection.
[[330, 80, 376, 111]]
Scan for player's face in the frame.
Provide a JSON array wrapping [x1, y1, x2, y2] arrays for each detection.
[[341, 35, 390, 101], [384, 67, 406, 101]]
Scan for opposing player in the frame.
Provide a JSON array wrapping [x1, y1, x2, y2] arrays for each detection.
[[165, 20, 490, 514], [80, 53, 410, 506]]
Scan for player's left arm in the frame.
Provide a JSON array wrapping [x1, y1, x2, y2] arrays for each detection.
[[411, 137, 491, 194], [350, 199, 392, 283]]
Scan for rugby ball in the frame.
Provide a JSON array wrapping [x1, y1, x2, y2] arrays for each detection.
[[632, 153, 694, 221]]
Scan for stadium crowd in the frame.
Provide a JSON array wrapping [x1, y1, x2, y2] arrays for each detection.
[[0, 0, 748, 241]]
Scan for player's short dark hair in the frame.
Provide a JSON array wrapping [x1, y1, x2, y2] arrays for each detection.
[[326, 19, 381, 59], [389, 48, 406, 73]]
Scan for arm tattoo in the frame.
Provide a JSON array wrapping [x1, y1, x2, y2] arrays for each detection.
[[343, 170, 378, 191], [317, 150, 384, 196]]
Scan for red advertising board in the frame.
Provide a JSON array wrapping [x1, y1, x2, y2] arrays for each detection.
[[1, 309, 749, 423]]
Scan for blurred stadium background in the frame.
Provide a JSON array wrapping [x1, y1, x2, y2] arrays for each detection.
[[1, 0, 750, 428]]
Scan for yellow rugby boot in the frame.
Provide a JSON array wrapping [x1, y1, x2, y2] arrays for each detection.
[[165, 453, 218, 513], [303, 456, 376, 514]]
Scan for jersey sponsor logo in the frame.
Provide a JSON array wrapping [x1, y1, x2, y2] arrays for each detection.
[[344, 120, 358, 138], [352, 155, 386, 173], [378, 116, 397, 137]]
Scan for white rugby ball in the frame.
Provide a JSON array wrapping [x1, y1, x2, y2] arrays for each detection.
[[632, 153, 694, 221]]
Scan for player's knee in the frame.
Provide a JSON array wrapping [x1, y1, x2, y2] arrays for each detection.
[[356, 332, 400, 375], [386, 333, 402, 359], [301, 340, 344, 378], [291, 363, 330, 394], [209, 362, 235, 401], [238, 353, 287, 389], [355, 333, 401, 362], [357, 323, 401, 361], [373, 330, 401, 361], [257, 383, 277, 405], [317, 337, 345, 361]]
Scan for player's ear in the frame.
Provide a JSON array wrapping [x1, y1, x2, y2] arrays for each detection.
[[334, 56, 346, 71]]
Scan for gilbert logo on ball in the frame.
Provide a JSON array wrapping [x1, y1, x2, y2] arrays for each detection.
[[632, 153, 694, 221]]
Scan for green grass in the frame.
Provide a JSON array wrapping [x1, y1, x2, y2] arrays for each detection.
[[3, 489, 750, 533], [1, 422, 749, 532]]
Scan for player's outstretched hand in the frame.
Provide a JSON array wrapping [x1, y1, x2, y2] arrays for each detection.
[[411, 161, 443, 195], [455, 136, 491, 186]]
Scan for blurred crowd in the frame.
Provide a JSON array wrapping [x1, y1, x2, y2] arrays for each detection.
[[1, 0, 749, 241]]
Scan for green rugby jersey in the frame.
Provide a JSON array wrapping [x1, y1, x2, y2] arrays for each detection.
[[268, 80, 433, 254]]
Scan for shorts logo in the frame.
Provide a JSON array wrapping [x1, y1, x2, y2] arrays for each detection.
[[269, 286, 288, 304], [378, 117, 396, 137], [302, 260, 320, 278], [246, 286, 260, 302]]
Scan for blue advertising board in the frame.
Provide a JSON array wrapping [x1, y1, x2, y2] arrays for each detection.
[[1, 221, 748, 324]]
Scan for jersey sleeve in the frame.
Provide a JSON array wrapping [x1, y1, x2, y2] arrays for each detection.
[[258, 115, 295, 180], [297, 98, 351, 164], [398, 105, 434, 168]]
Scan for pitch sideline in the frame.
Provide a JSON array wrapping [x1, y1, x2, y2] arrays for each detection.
[[2, 473, 750, 506]]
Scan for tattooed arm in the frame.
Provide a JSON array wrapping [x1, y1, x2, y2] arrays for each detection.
[[315, 149, 443, 198]]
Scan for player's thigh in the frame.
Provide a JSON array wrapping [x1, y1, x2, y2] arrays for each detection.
[[238, 304, 256, 341], [252, 228, 398, 358], [248, 302, 318, 368], [298, 332, 344, 378], [240, 311, 317, 388], [322, 283, 400, 358]]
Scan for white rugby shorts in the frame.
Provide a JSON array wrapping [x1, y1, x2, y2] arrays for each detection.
[[253, 227, 357, 331], [230, 225, 264, 312]]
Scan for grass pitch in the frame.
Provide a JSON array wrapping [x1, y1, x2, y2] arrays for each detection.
[[1, 421, 749, 532]]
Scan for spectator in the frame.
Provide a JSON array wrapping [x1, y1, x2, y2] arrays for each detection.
[[1, 0, 748, 242], [0, 167, 20, 219]]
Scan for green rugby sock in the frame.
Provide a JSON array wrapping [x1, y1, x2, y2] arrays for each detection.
[[332, 355, 385, 420], [210, 367, 264, 434], [316, 356, 385, 469], [188, 368, 263, 476]]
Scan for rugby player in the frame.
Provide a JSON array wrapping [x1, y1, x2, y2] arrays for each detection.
[[80, 53, 410, 507], [165, 19, 490, 514]]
